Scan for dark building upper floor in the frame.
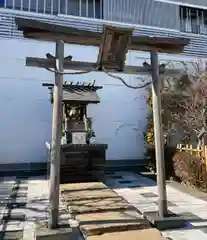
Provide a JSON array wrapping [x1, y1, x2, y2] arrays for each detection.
[[105, 0, 207, 35], [0, 0, 207, 57], [1, 0, 207, 35]]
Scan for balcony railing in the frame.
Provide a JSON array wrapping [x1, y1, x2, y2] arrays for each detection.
[[180, 19, 207, 35], [179, 6, 207, 35], [0, 0, 103, 19]]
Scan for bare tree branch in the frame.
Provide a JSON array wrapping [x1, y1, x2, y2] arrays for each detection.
[[161, 61, 207, 144]]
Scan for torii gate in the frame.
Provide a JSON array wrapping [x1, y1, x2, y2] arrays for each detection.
[[15, 17, 190, 230]]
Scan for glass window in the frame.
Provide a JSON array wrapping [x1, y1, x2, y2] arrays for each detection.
[[0, 0, 102, 18], [59, 0, 102, 19]]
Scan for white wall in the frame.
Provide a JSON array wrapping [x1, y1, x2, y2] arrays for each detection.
[[0, 38, 201, 164]]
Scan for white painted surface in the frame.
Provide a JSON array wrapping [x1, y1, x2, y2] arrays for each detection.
[[0, 38, 201, 163]]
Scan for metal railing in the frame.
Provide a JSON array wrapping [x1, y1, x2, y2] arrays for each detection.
[[180, 19, 207, 35], [180, 6, 207, 35], [0, 0, 103, 19]]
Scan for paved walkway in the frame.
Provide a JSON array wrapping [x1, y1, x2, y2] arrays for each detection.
[[0, 175, 83, 240], [0, 176, 48, 240], [60, 182, 165, 239], [1, 172, 207, 240], [103, 171, 207, 240]]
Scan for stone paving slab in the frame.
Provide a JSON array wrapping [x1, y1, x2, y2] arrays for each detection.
[[77, 211, 150, 236], [61, 182, 151, 237], [61, 182, 130, 214], [87, 228, 166, 240]]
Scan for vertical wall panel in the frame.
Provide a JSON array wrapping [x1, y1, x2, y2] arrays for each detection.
[[103, 0, 180, 30]]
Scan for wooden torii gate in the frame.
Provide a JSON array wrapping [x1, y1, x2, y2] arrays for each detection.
[[15, 17, 190, 229]]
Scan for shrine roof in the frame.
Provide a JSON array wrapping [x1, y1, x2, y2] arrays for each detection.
[[42, 82, 102, 104]]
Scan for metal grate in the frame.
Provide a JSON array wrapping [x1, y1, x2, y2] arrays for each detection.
[[0, 0, 103, 18]]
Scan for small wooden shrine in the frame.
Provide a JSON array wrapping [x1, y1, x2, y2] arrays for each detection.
[[43, 81, 108, 182]]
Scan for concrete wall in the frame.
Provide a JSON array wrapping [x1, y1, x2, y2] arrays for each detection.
[[0, 39, 147, 164], [0, 38, 201, 164]]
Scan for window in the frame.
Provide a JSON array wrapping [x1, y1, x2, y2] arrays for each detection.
[[180, 6, 207, 35], [59, 0, 103, 19], [2, 0, 58, 14], [0, 0, 4, 7], [0, 0, 103, 19]]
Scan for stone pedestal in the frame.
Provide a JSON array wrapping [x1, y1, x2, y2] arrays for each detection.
[[36, 224, 72, 240], [144, 211, 186, 230]]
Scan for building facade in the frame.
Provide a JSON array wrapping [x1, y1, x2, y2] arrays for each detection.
[[0, 0, 206, 168]]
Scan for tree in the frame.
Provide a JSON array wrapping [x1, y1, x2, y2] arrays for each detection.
[[145, 61, 207, 146], [170, 71, 207, 145]]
